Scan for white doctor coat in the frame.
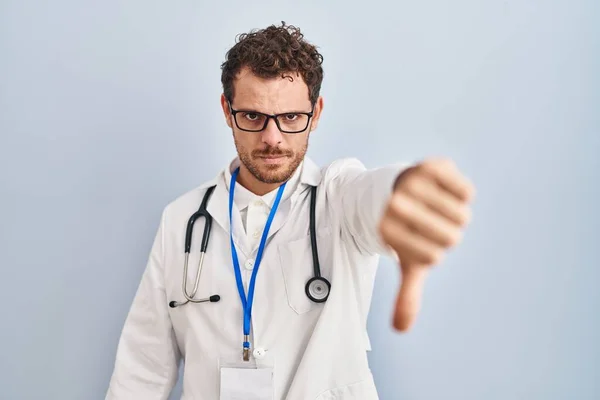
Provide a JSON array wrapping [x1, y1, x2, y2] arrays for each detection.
[[106, 156, 405, 400]]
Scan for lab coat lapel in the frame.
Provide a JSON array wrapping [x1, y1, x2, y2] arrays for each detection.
[[263, 157, 322, 245], [262, 193, 291, 245], [299, 157, 323, 187], [205, 175, 251, 257]]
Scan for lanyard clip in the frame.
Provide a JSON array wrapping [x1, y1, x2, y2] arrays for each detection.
[[243, 335, 250, 362]]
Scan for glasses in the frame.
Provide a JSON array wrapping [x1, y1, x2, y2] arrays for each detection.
[[228, 101, 314, 134]]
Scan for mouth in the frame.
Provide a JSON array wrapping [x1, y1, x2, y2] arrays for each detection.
[[257, 154, 289, 165]]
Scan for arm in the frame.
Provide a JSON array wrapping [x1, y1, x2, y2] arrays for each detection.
[[327, 158, 475, 332], [325, 158, 408, 257], [106, 210, 180, 400]]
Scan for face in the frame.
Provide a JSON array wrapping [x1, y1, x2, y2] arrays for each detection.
[[221, 67, 323, 185]]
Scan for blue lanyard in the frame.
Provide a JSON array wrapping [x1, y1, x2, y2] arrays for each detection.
[[228, 167, 286, 353]]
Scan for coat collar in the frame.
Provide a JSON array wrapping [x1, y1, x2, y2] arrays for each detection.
[[203, 156, 322, 256], [223, 158, 302, 211]]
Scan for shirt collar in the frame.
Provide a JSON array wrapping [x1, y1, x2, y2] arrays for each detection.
[[222, 156, 322, 210]]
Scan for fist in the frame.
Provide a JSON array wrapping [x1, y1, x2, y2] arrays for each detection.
[[379, 158, 475, 331]]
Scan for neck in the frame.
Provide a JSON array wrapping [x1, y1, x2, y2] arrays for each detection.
[[236, 165, 282, 196]]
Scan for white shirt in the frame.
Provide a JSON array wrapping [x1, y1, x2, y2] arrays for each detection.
[[232, 160, 303, 249], [106, 156, 405, 400]]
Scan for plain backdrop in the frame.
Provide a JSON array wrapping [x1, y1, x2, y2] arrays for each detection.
[[1, 0, 598, 399]]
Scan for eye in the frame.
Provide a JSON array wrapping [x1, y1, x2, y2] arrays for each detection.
[[244, 113, 259, 121], [284, 114, 298, 121]]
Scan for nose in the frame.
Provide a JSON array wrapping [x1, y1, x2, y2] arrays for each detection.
[[260, 118, 283, 147]]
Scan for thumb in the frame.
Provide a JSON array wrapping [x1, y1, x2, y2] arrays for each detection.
[[393, 263, 429, 332]]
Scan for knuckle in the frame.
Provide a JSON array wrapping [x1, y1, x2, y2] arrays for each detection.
[[424, 157, 453, 169], [395, 167, 418, 190], [419, 161, 436, 174], [423, 248, 444, 265], [391, 193, 411, 217], [463, 207, 473, 225], [422, 253, 436, 265], [403, 175, 422, 195], [378, 216, 394, 241], [427, 157, 455, 171], [457, 206, 472, 226], [431, 249, 445, 265], [447, 229, 463, 247], [442, 158, 456, 169], [440, 233, 455, 248]]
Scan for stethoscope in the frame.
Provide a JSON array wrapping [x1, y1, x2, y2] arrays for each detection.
[[168, 183, 331, 308]]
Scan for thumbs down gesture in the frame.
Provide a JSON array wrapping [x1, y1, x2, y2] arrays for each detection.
[[379, 159, 475, 332]]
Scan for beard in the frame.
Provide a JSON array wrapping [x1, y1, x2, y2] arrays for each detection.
[[233, 134, 308, 184]]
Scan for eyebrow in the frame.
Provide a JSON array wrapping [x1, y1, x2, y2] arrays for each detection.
[[232, 106, 312, 114]]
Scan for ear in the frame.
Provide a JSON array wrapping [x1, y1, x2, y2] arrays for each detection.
[[309, 96, 324, 132], [221, 93, 232, 128]]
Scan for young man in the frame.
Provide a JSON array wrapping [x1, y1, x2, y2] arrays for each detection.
[[106, 22, 474, 400]]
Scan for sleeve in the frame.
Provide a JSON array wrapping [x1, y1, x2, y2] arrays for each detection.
[[105, 209, 181, 400], [324, 158, 409, 258]]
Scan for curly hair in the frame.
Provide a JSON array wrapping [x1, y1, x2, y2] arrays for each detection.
[[220, 22, 324, 106]]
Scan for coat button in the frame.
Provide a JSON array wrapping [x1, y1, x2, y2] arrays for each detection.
[[253, 347, 266, 359], [244, 260, 254, 270]]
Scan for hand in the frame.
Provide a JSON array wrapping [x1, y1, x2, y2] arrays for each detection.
[[378, 159, 475, 332]]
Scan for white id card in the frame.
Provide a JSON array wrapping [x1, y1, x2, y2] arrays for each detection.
[[219, 365, 274, 400]]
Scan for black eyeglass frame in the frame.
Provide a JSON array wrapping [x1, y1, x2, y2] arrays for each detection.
[[227, 101, 314, 134]]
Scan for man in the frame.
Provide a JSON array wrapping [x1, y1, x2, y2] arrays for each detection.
[[106, 22, 474, 400]]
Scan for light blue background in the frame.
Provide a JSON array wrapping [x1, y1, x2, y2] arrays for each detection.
[[1, 1, 598, 399]]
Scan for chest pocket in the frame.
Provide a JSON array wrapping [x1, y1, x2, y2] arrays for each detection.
[[277, 230, 332, 315], [314, 373, 379, 400]]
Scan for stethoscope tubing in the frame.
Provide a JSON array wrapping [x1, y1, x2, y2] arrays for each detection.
[[171, 183, 331, 307]]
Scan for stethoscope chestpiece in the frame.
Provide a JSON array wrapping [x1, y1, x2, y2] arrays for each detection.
[[305, 276, 331, 303]]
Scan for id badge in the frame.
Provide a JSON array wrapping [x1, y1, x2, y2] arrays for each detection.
[[219, 357, 274, 400]]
